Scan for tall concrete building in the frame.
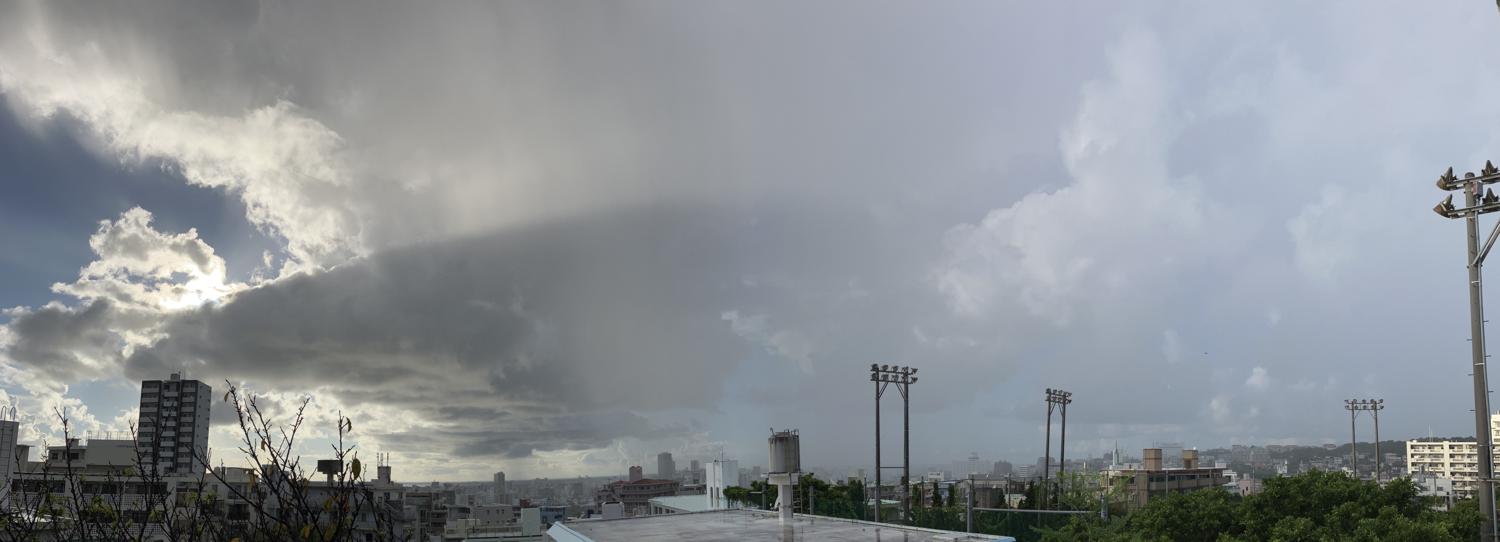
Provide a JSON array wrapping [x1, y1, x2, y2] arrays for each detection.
[[493, 471, 507, 503], [0, 410, 18, 505], [629, 465, 644, 482], [136, 373, 212, 475], [657, 452, 676, 479]]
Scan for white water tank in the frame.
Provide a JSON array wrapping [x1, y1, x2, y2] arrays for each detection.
[[768, 430, 800, 474]]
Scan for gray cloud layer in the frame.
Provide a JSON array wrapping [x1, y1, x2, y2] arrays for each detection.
[[5, 1, 1500, 478]]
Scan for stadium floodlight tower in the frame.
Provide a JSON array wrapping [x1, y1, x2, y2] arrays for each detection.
[[1042, 388, 1072, 509], [870, 363, 917, 523], [1433, 161, 1500, 541], [767, 429, 801, 524]]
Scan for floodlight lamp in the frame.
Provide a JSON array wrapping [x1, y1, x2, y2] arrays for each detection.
[[882, 364, 890, 371], [1485, 189, 1498, 205], [1438, 166, 1458, 190], [1435, 194, 1456, 218], [909, 367, 918, 375], [1486, 160, 1499, 177], [909, 377, 918, 384], [871, 363, 879, 371]]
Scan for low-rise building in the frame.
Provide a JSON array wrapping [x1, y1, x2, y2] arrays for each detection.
[[595, 478, 680, 516], [1107, 448, 1229, 509]]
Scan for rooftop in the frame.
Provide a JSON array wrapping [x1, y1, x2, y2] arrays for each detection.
[[547, 509, 1014, 542], [648, 494, 714, 513]]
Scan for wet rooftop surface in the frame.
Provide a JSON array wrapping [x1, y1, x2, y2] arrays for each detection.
[[551, 509, 1012, 541]]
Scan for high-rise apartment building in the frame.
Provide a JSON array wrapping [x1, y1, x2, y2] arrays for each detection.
[[136, 373, 211, 475], [493, 471, 507, 503], [657, 452, 675, 479], [1406, 413, 1500, 500], [0, 411, 18, 505]]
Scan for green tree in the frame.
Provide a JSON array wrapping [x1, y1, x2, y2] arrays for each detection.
[[1036, 471, 1481, 542]]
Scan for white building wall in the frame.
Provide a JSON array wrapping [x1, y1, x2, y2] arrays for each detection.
[[1406, 413, 1500, 500], [0, 420, 17, 505], [706, 459, 738, 510]]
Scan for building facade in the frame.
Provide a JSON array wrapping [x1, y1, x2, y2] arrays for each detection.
[[596, 478, 680, 516], [0, 417, 18, 505], [1405, 413, 1500, 500], [493, 471, 507, 503], [136, 373, 212, 475], [657, 453, 675, 479], [1108, 448, 1229, 509], [705, 459, 738, 510]]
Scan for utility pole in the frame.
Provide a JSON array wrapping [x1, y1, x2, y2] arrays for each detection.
[[966, 474, 974, 533], [1344, 400, 1359, 476], [1044, 388, 1072, 509], [870, 364, 918, 523], [1433, 162, 1500, 541], [1372, 400, 1384, 481], [874, 374, 882, 523]]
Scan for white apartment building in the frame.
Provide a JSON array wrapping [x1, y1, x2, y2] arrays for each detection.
[[1405, 412, 1500, 500], [136, 373, 212, 475]]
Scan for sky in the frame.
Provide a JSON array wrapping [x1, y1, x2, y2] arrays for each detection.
[[3, 0, 1500, 482]]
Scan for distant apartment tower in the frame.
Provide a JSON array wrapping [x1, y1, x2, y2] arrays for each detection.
[[0, 409, 17, 505], [657, 452, 676, 479], [136, 373, 211, 475], [493, 471, 507, 503], [629, 465, 644, 482]]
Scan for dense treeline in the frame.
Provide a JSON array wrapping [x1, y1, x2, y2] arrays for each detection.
[[1040, 471, 1479, 542], [723, 471, 1481, 542]]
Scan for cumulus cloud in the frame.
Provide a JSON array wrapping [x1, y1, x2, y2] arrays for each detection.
[[934, 31, 1224, 325], [56, 207, 239, 310], [1245, 367, 1271, 392], [2, 208, 241, 388]]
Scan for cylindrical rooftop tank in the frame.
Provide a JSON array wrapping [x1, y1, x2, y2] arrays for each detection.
[[1143, 448, 1163, 471], [1182, 449, 1199, 470], [768, 430, 800, 474]]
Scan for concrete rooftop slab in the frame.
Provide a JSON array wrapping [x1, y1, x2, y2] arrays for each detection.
[[547, 509, 1015, 542]]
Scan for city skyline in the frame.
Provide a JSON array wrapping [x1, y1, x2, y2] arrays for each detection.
[[6, 1, 1500, 483]]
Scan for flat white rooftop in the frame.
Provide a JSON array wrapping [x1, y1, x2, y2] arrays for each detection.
[[547, 509, 1014, 541]]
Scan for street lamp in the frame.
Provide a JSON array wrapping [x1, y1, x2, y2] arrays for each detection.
[[1433, 161, 1500, 541]]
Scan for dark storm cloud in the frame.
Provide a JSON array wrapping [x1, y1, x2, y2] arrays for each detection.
[[10, 0, 1500, 477], [4, 300, 118, 387]]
